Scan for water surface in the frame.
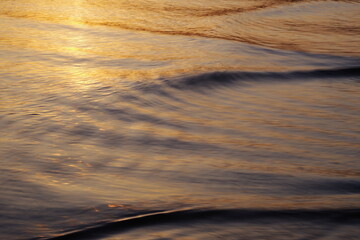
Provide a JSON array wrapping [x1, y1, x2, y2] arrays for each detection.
[[0, 0, 360, 239]]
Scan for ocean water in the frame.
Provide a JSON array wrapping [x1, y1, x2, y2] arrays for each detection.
[[0, 0, 360, 239]]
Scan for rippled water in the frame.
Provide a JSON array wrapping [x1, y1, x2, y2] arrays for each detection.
[[1, 0, 360, 239]]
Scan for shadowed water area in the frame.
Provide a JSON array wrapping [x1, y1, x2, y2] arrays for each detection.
[[0, 0, 360, 239]]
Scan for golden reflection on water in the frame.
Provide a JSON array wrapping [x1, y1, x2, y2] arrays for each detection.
[[56, 31, 101, 90], [68, 0, 87, 24], [1, 2, 360, 240], [1, 0, 360, 55]]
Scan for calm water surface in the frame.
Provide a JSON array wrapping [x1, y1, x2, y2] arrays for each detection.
[[0, 0, 360, 239]]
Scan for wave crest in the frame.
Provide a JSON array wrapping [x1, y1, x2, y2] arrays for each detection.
[[156, 67, 360, 90], [34, 207, 360, 240]]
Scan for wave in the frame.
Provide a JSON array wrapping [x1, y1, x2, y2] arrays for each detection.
[[89, 0, 307, 17], [137, 66, 360, 91], [1, 0, 360, 55], [33, 208, 360, 240], [0, 0, 306, 20]]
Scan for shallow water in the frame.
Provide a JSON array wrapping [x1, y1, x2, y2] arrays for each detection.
[[0, 0, 360, 239]]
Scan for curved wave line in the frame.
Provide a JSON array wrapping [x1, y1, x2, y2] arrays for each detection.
[[34, 208, 360, 240], [135, 66, 360, 91]]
